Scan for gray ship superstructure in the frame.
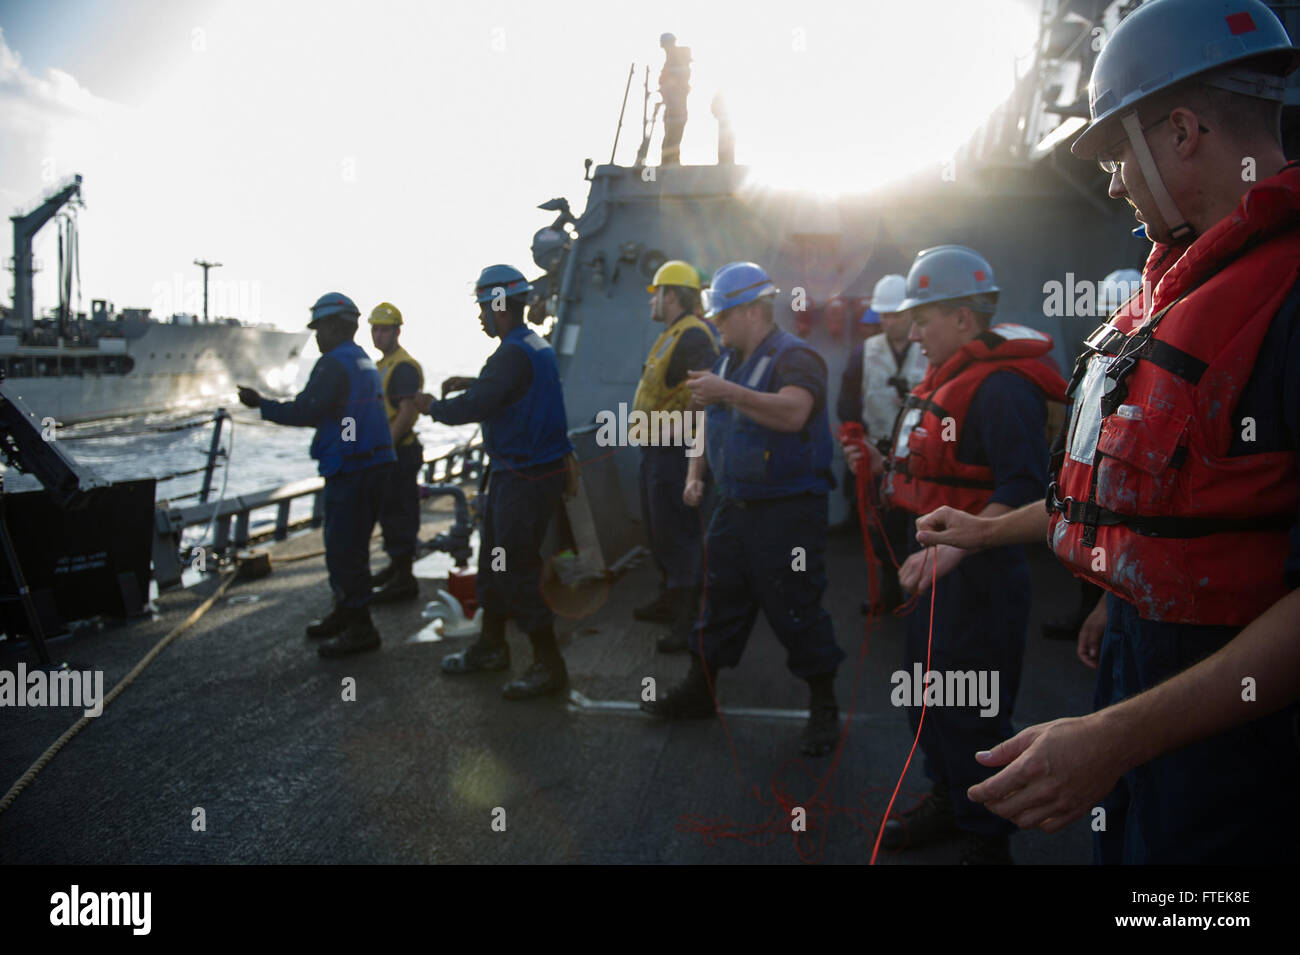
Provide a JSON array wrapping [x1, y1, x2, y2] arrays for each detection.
[[525, 0, 1300, 528]]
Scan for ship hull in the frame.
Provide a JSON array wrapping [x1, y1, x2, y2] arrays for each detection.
[[1, 323, 310, 424]]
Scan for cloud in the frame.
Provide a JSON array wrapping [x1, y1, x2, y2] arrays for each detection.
[[0, 27, 124, 214]]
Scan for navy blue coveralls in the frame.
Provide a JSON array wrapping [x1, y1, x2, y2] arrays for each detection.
[[260, 340, 395, 609], [639, 321, 718, 590], [903, 371, 1048, 837], [424, 324, 573, 634], [1092, 280, 1300, 865], [694, 327, 844, 678]]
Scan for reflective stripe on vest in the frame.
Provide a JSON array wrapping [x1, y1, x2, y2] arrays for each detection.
[[482, 325, 574, 470], [310, 340, 397, 477], [704, 327, 834, 500]]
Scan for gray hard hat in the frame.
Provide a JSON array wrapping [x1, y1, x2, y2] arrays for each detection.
[[1072, 0, 1300, 159], [897, 246, 1000, 313]]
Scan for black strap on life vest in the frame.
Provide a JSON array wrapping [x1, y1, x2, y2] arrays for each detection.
[[1047, 486, 1292, 539]]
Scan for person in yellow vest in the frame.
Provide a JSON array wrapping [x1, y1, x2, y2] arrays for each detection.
[[632, 260, 719, 652], [368, 302, 425, 603]]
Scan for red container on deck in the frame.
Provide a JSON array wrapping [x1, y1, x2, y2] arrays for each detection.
[[447, 568, 478, 617]]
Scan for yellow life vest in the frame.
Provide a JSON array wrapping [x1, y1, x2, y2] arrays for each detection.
[[632, 313, 716, 414], [377, 345, 424, 447]]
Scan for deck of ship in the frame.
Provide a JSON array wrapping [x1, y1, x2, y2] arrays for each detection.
[[0, 493, 1096, 864]]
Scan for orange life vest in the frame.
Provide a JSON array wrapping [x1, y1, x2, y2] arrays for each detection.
[[887, 324, 1067, 516], [1047, 164, 1300, 626]]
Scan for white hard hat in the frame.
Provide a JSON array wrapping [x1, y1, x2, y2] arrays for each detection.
[[869, 274, 908, 314]]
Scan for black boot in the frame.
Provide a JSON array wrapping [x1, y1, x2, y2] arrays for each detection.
[[880, 781, 958, 850], [317, 607, 382, 658], [371, 556, 418, 604], [641, 656, 717, 719], [371, 562, 398, 588], [441, 612, 510, 674], [503, 625, 568, 700], [655, 586, 699, 654], [800, 674, 841, 757], [633, 588, 677, 623], [306, 604, 348, 639]]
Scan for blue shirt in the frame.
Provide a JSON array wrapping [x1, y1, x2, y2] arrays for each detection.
[[260, 355, 348, 427], [956, 370, 1050, 509], [425, 338, 532, 426]]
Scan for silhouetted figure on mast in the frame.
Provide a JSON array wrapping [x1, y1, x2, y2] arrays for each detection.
[[658, 33, 691, 166]]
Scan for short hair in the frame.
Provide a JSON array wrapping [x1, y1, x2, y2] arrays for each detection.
[[936, 294, 997, 331], [1136, 74, 1283, 147], [666, 285, 703, 317]]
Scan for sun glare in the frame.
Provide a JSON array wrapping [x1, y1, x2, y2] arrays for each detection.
[[692, 0, 1042, 197]]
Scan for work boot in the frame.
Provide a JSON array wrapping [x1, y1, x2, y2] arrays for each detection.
[[641, 656, 717, 719], [633, 588, 677, 624], [317, 607, 381, 658], [371, 556, 418, 604], [371, 562, 398, 588], [441, 612, 511, 675], [503, 660, 569, 700], [655, 587, 699, 654], [880, 782, 958, 850], [958, 832, 1013, 865], [800, 675, 841, 757], [305, 605, 348, 639], [503, 624, 568, 700]]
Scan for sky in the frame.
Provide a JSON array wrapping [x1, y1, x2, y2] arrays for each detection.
[[1, 0, 1041, 373]]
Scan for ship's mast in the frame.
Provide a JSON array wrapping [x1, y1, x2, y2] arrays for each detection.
[[193, 258, 222, 322], [8, 174, 83, 334]]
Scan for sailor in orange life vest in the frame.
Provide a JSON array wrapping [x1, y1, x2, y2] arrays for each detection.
[[845, 245, 1067, 864], [910, 0, 1300, 864]]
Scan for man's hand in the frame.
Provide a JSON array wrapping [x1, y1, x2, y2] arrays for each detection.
[[1077, 595, 1107, 670], [441, 376, 476, 398], [897, 544, 963, 594], [683, 478, 705, 508], [237, 386, 261, 408], [968, 717, 1125, 833], [684, 369, 735, 406], [412, 392, 434, 415], [915, 506, 989, 551]]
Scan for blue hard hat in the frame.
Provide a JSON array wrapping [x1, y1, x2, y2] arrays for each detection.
[[702, 261, 779, 318], [308, 292, 360, 328], [474, 264, 533, 304], [860, 307, 880, 326], [897, 245, 999, 313], [1072, 0, 1300, 158]]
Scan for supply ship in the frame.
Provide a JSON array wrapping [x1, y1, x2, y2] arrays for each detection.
[[3, 175, 309, 424]]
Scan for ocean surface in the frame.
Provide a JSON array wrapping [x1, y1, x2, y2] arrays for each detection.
[[3, 371, 478, 548]]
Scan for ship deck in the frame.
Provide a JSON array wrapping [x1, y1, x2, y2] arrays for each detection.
[[0, 495, 1096, 864]]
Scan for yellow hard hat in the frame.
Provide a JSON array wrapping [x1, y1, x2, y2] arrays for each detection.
[[368, 302, 403, 326], [647, 260, 701, 293]]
